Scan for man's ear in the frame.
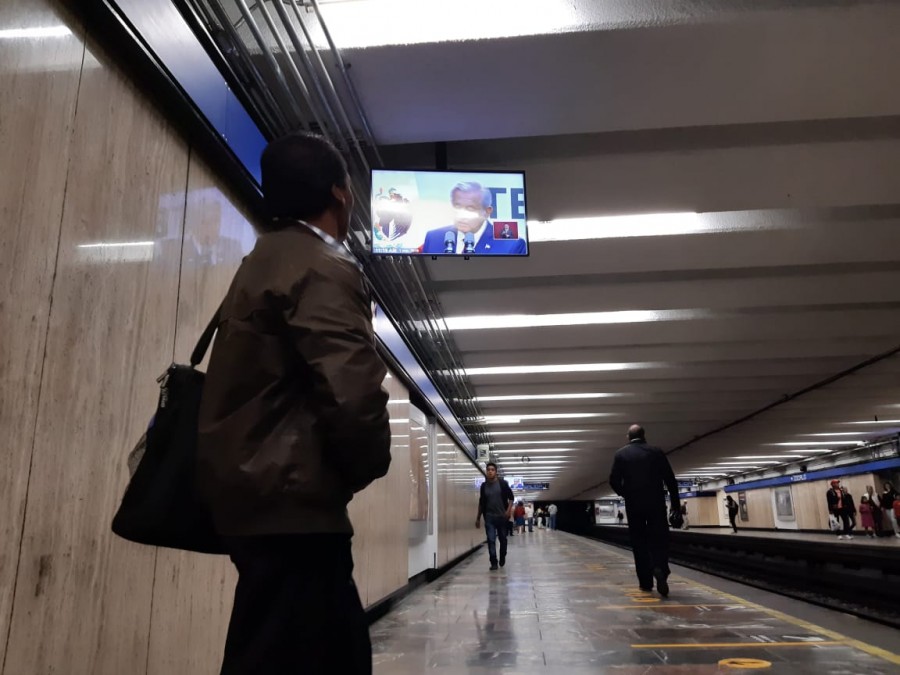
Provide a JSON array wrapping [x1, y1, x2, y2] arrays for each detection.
[[485, 206, 493, 218], [331, 184, 349, 207]]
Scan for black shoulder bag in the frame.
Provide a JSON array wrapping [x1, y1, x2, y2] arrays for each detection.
[[111, 310, 226, 554]]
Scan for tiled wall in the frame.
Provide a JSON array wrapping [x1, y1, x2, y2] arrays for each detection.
[[0, 1, 433, 672]]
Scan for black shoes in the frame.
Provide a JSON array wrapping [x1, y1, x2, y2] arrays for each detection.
[[639, 585, 653, 592], [489, 563, 499, 571], [499, 556, 506, 568], [654, 569, 670, 597]]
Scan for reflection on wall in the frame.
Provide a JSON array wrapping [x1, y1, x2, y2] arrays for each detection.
[[409, 417, 429, 521]]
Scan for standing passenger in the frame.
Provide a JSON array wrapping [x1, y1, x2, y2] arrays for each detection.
[[725, 496, 739, 533], [859, 496, 875, 538], [198, 132, 392, 675], [548, 503, 558, 530], [609, 424, 681, 597], [880, 482, 900, 538], [525, 502, 535, 532], [826, 480, 853, 540]]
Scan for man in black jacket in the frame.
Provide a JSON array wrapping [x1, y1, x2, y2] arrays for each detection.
[[475, 462, 514, 571], [609, 425, 681, 596]]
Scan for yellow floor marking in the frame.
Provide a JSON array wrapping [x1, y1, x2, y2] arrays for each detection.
[[632, 641, 841, 649], [682, 578, 900, 666], [719, 658, 772, 669], [630, 598, 661, 603], [598, 603, 741, 610], [585, 538, 900, 666]]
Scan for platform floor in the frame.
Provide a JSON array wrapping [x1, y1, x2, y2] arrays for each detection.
[[674, 526, 900, 547], [371, 530, 900, 674]]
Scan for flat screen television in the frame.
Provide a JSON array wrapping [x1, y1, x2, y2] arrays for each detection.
[[370, 169, 528, 256]]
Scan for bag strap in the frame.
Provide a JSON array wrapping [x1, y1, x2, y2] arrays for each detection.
[[190, 306, 222, 367]]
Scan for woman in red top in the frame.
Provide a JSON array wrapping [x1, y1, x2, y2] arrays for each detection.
[[514, 502, 526, 534]]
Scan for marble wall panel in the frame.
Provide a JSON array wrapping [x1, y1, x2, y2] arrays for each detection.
[[2, 36, 190, 674], [0, 1, 84, 666], [145, 156, 255, 675]]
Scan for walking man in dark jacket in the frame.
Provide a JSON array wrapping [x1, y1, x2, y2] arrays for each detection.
[[198, 132, 392, 674], [609, 425, 681, 597], [475, 462, 514, 571]]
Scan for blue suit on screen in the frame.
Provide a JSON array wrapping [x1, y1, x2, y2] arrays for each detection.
[[420, 223, 527, 255]]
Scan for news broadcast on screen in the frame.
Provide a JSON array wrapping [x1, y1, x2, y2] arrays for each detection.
[[370, 169, 529, 256]]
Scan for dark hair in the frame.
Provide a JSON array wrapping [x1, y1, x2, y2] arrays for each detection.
[[260, 132, 348, 226], [486, 462, 497, 471]]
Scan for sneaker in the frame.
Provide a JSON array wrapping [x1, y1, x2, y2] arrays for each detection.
[[837, 535, 846, 540], [895, 533, 900, 539], [846, 535, 853, 540]]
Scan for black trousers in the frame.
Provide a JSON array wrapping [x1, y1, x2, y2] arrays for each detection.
[[221, 534, 371, 675], [624, 500, 670, 587], [728, 512, 738, 532]]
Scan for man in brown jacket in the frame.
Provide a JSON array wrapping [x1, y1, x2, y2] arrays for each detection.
[[198, 132, 392, 674]]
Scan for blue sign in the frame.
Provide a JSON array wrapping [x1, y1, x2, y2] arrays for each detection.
[[724, 457, 900, 493], [522, 482, 550, 491]]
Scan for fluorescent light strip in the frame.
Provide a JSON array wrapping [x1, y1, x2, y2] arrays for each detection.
[[446, 310, 705, 331], [844, 420, 900, 425], [732, 455, 806, 460], [716, 461, 780, 465], [481, 429, 594, 436], [474, 393, 626, 402], [77, 241, 154, 248], [466, 362, 664, 376], [0, 26, 72, 39], [483, 413, 614, 422], [491, 440, 586, 445], [528, 212, 704, 242], [770, 441, 862, 446], [800, 432, 874, 437]]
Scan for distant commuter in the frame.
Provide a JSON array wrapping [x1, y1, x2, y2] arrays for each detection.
[[680, 502, 690, 530], [617, 510, 625, 526], [514, 501, 527, 534], [859, 496, 876, 538], [609, 424, 680, 597], [865, 486, 883, 537], [198, 132, 392, 674], [880, 482, 900, 538], [420, 182, 526, 255], [548, 503, 558, 530], [525, 502, 535, 532], [476, 462, 514, 571], [725, 496, 739, 533], [826, 480, 853, 540]]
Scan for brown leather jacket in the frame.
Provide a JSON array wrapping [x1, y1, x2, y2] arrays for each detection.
[[197, 224, 391, 536]]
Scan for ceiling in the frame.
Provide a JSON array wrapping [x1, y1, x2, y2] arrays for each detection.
[[232, 0, 900, 500]]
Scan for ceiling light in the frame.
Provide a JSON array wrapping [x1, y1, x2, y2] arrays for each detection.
[[732, 455, 806, 460], [492, 440, 586, 445], [317, 0, 579, 49], [716, 461, 779, 465], [389, 419, 410, 424], [0, 26, 72, 39], [483, 413, 614, 422], [528, 212, 703, 242], [473, 393, 627, 402], [465, 362, 664, 376], [770, 441, 862, 446], [843, 420, 900, 425], [480, 429, 595, 436], [800, 432, 874, 437], [445, 310, 705, 331]]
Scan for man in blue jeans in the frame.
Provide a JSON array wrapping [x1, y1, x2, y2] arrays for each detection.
[[475, 463, 515, 571]]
